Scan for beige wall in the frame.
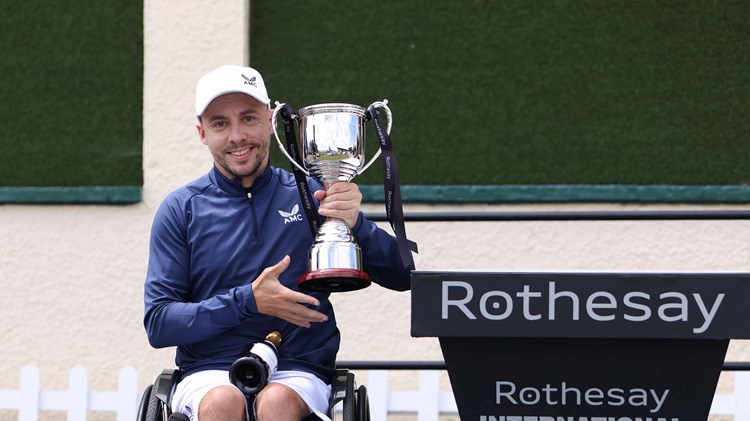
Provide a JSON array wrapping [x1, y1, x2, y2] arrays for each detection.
[[1, 0, 748, 411]]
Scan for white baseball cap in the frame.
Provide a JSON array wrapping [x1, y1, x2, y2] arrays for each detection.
[[194, 65, 271, 117]]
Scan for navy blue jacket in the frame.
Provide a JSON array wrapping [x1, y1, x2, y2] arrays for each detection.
[[144, 164, 413, 383]]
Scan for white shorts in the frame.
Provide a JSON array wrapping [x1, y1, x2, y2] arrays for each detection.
[[171, 369, 332, 421]]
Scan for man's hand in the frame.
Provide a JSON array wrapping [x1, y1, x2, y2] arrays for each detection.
[[252, 256, 328, 328], [314, 182, 362, 229]]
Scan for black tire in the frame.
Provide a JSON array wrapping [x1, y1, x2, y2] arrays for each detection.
[[137, 385, 153, 421], [340, 372, 356, 421], [145, 369, 178, 421], [356, 385, 369, 421], [144, 383, 164, 421]]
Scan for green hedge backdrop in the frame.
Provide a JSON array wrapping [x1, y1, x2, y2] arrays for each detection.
[[252, 0, 749, 202], [0, 0, 142, 203], [1, 1, 747, 203]]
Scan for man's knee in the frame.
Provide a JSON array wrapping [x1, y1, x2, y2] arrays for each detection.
[[256, 383, 308, 420], [199, 385, 246, 421]]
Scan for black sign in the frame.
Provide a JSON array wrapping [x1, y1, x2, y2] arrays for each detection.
[[411, 271, 750, 421], [440, 337, 726, 420], [412, 271, 750, 339]]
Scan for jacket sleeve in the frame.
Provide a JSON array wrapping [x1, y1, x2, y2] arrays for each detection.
[[143, 197, 258, 348], [353, 213, 414, 291]]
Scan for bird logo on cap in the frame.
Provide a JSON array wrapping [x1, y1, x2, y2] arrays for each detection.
[[242, 74, 257, 87]]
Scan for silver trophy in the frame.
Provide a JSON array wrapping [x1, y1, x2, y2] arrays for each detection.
[[272, 101, 392, 292]]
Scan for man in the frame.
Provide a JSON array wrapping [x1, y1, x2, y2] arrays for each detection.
[[143, 64, 413, 421]]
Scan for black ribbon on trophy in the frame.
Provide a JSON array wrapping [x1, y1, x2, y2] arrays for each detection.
[[365, 104, 418, 268], [278, 104, 322, 238]]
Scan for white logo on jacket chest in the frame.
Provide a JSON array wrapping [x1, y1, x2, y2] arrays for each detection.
[[278, 204, 303, 224]]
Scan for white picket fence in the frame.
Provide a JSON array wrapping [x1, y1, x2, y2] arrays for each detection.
[[0, 365, 139, 420], [0, 365, 748, 420]]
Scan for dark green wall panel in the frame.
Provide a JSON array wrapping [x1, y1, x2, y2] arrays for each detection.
[[252, 0, 749, 202], [0, 0, 143, 193]]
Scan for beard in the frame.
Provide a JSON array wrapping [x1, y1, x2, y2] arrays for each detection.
[[215, 142, 269, 184]]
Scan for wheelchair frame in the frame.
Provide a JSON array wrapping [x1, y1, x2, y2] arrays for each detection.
[[136, 368, 370, 421]]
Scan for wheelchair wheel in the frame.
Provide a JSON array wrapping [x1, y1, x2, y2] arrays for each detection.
[[340, 371, 356, 420], [340, 375, 371, 421], [356, 385, 369, 421], [137, 385, 153, 421], [138, 369, 179, 421], [145, 384, 166, 421]]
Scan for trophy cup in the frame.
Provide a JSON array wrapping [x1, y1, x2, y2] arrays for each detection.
[[272, 101, 392, 292]]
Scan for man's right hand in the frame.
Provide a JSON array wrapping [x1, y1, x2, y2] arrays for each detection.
[[252, 255, 329, 328]]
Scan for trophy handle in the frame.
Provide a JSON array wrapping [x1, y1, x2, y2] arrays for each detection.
[[272, 102, 310, 175], [358, 99, 392, 175]]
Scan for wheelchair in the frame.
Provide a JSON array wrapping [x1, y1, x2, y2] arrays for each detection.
[[136, 367, 370, 421]]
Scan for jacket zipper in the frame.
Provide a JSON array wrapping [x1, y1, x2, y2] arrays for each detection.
[[246, 192, 260, 240]]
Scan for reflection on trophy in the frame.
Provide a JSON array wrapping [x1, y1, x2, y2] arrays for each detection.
[[272, 101, 392, 292]]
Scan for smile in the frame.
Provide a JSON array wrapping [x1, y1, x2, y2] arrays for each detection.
[[230, 147, 252, 157]]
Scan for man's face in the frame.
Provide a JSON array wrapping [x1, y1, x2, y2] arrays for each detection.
[[197, 92, 272, 188]]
